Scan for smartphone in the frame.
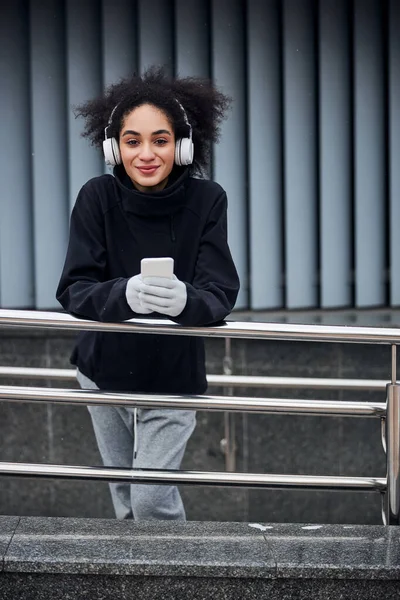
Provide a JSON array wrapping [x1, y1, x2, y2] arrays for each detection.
[[140, 257, 174, 279]]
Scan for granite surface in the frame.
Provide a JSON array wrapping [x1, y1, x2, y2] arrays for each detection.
[[1, 518, 400, 599], [4, 517, 274, 577], [2, 574, 400, 600], [0, 516, 19, 571], [265, 522, 400, 580], [2, 517, 400, 581]]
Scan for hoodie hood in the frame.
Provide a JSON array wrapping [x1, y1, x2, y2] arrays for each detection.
[[113, 164, 190, 217]]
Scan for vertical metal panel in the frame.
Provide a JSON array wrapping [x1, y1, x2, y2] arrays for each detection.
[[247, 0, 282, 309], [66, 0, 103, 210], [30, 0, 69, 309], [283, 0, 318, 308], [0, 1, 34, 307], [353, 0, 385, 307], [211, 0, 247, 308], [389, 0, 400, 306], [101, 0, 138, 177], [138, 0, 174, 75], [102, 0, 138, 87], [175, 0, 210, 77], [174, 0, 210, 178], [319, 0, 352, 308], [0, 0, 397, 313]]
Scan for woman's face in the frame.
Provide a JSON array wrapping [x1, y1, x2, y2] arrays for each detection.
[[119, 103, 176, 192]]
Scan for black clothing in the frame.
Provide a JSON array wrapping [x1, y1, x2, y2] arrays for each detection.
[[56, 166, 240, 393]]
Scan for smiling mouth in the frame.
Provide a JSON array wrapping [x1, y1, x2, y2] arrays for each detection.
[[136, 166, 160, 175]]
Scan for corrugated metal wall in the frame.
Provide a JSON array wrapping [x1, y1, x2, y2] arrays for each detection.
[[0, 0, 399, 311]]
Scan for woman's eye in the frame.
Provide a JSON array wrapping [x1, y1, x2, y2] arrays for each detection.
[[127, 139, 139, 146], [154, 139, 168, 145]]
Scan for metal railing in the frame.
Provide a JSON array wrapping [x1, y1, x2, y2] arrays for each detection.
[[0, 308, 399, 524], [0, 365, 390, 391]]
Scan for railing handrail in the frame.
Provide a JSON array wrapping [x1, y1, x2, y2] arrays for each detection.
[[0, 461, 386, 492], [1, 308, 400, 344], [0, 366, 390, 391], [0, 385, 387, 417]]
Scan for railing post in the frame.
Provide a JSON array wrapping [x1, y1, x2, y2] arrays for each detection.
[[221, 338, 237, 471], [385, 345, 400, 524]]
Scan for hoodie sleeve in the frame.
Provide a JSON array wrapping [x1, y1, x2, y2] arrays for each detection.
[[171, 191, 240, 327], [56, 182, 134, 322]]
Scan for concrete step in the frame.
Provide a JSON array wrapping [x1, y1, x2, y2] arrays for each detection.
[[1, 516, 400, 599]]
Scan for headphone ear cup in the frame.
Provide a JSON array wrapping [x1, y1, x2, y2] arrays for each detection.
[[174, 138, 183, 166], [175, 137, 194, 166], [103, 137, 121, 166]]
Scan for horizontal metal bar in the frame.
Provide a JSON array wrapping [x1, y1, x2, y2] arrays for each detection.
[[0, 385, 386, 417], [0, 461, 386, 491], [0, 367, 76, 380], [0, 366, 389, 391], [209, 374, 388, 391], [1, 308, 400, 344]]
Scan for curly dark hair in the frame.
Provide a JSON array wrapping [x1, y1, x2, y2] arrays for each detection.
[[74, 66, 231, 175]]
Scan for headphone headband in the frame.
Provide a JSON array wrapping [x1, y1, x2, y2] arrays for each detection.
[[174, 99, 192, 137], [104, 98, 191, 139], [104, 102, 120, 140]]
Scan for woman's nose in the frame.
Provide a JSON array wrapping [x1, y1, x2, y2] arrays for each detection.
[[138, 143, 156, 160]]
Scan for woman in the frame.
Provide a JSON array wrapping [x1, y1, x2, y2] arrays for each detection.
[[56, 67, 240, 521]]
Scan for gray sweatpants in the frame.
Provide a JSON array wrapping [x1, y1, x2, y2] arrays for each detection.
[[77, 370, 196, 521]]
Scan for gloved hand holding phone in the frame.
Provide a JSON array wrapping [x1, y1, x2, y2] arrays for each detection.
[[125, 257, 187, 317]]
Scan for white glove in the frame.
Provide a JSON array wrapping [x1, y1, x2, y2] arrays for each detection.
[[125, 275, 153, 314], [139, 275, 187, 317]]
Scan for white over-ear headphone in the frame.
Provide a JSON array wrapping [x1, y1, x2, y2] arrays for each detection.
[[102, 100, 194, 167]]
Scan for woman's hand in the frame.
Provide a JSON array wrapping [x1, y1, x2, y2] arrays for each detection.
[[138, 275, 187, 317], [125, 275, 153, 314]]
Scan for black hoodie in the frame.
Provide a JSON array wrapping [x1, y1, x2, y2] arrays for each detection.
[[56, 166, 240, 393]]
